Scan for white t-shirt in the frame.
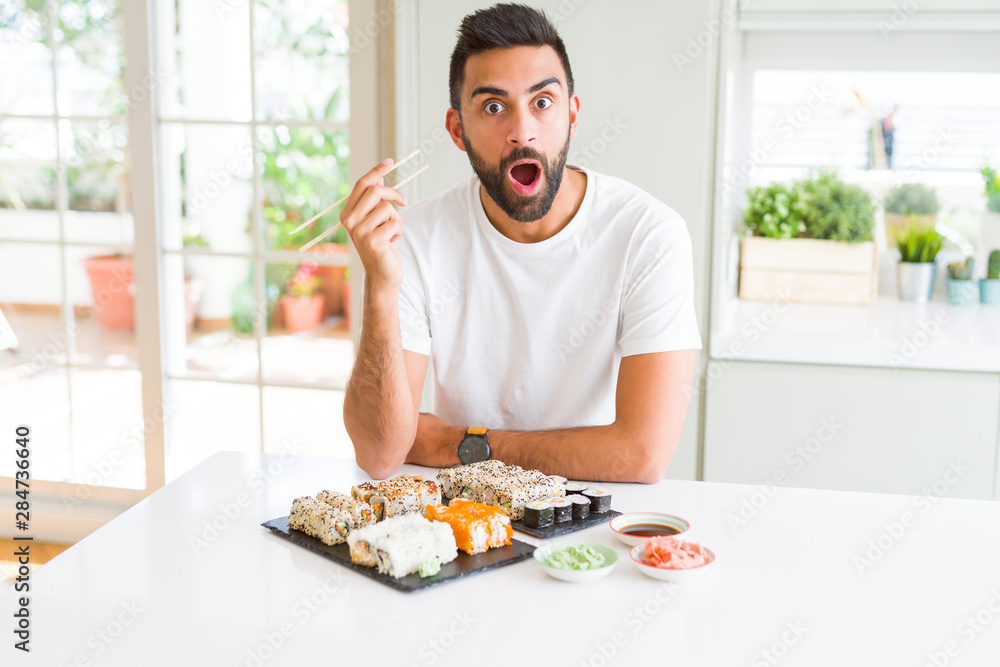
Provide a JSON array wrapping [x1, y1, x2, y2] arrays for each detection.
[[395, 164, 701, 431]]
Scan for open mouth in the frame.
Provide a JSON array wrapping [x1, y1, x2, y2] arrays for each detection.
[[507, 159, 542, 196]]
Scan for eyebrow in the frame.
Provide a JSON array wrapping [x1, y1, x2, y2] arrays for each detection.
[[470, 76, 562, 100]]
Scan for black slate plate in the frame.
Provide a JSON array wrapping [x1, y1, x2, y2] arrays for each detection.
[[511, 509, 622, 539], [261, 516, 536, 592]]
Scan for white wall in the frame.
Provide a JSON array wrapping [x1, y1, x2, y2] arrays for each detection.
[[396, 0, 722, 480]]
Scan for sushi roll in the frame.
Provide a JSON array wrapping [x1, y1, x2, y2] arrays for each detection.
[[522, 500, 554, 528], [549, 497, 573, 523], [548, 475, 568, 486], [288, 496, 353, 546], [347, 514, 458, 578], [566, 494, 591, 520], [583, 488, 613, 514], [436, 460, 504, 501], [316, 489, 376, 528], [351, 481, 379, 504], [564, 482, 589, 496], [424, 498, 512, 555], [482, 472, 565, 521], [437, 461, 567, 521], [352, 475, 441, 520]]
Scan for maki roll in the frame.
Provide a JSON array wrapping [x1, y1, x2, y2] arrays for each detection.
[[566, 494, 590, 520], [564, 482, 589, 496], [522, 500, 554, 528], [288, 496, 353, 546], [549, 497, 573, 523], [583, 488, 613, 514], [548, 475, 568, 486]]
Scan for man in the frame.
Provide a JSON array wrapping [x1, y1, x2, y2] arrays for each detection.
[[342, 3, 700, 483]]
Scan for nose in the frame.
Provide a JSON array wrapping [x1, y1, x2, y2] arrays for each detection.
[[506, 105, 538, 146]]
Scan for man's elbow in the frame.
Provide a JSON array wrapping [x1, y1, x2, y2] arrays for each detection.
[[358, 460, 400, 481], [354, 449, 406, 480], [633, 464, 667, 485], [628, 436, 675, 484], [344, 410, 416, 480]]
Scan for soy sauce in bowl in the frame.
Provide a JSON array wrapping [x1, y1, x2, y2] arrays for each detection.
[[610, 512, 691, 547], [619, 524, 681, 538]]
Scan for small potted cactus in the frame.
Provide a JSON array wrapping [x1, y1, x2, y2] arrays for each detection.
[[981, 250, 1000, 305], [946, 257, 977, 306]]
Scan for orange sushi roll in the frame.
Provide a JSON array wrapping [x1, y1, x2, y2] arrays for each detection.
[[424, 498, 512, 555]]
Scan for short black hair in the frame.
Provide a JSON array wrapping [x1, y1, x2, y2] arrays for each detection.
[[448, 3, 574, 114]]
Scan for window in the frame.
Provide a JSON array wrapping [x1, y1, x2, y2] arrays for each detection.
[[709, 16, 1000, 368], [0, 0, 363, 524], [154, 0, 356, 479], [739, 69, 1000, 249], [0, 0, 146, 490]]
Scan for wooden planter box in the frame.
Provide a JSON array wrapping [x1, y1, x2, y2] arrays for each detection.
[[739, 237, 878, 305]]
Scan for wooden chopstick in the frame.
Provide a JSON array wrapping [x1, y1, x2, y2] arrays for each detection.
[[288, 149, 421, 236], [298, 163, 430, 253]]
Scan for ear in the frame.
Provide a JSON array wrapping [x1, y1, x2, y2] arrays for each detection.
[[446, 108, 466, 152], [568, 93, 580, 140]]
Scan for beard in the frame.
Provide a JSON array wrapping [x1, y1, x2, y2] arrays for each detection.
[[462, 125, 571, 223]]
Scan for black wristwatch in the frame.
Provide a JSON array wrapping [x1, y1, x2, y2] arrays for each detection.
[[457, 427, 491, 464]]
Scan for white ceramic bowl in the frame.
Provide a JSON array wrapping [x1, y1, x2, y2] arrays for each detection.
[[609, 512, 690, 547], [629, 542, 715, 582], [533, 541, 619, 582]]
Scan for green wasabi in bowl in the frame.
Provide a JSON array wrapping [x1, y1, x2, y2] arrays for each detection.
[[547, 544, 607, 570]]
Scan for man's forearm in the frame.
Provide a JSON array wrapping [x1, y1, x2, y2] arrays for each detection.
[[411, 413, 672, 484], [488, 423, 670, 484], [343, 283, 414, 478]]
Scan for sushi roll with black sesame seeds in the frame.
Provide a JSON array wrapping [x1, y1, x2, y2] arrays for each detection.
[[288, 496, 353, 546], [583, 488, 613, 514], [566, 494, 591, 520], [316, 489, 376, 528], [549, 497, 573, 523], [522, 500, 554, 528]]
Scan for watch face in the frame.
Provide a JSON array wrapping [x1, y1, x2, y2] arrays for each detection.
[[458, 435, 489, 464]]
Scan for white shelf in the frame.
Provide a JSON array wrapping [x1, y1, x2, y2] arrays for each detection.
[[710, 294, 1000, 373]]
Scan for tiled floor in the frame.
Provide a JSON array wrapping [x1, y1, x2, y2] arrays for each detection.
[[1, 305, 358, 487]]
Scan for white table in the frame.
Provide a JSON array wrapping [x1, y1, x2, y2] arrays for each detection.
[[6, 452, 1000, 666]]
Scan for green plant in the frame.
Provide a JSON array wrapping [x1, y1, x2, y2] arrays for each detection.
[[182, 231, 210, 248], [982, 163, 1000, 213], [987, 250, 1000, 280], [883, 183, 940, 216], [259, 89, 350, 250], [285, 263, 321, 297], [742, 183, 804, 240], [795, 171, 875, 243], [895, 224, 944, 263], [947, 257, 974, 281]]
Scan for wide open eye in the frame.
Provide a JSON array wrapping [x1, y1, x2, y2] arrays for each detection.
[[485, 101, 504, 115], [535, 97, 554, 110]]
